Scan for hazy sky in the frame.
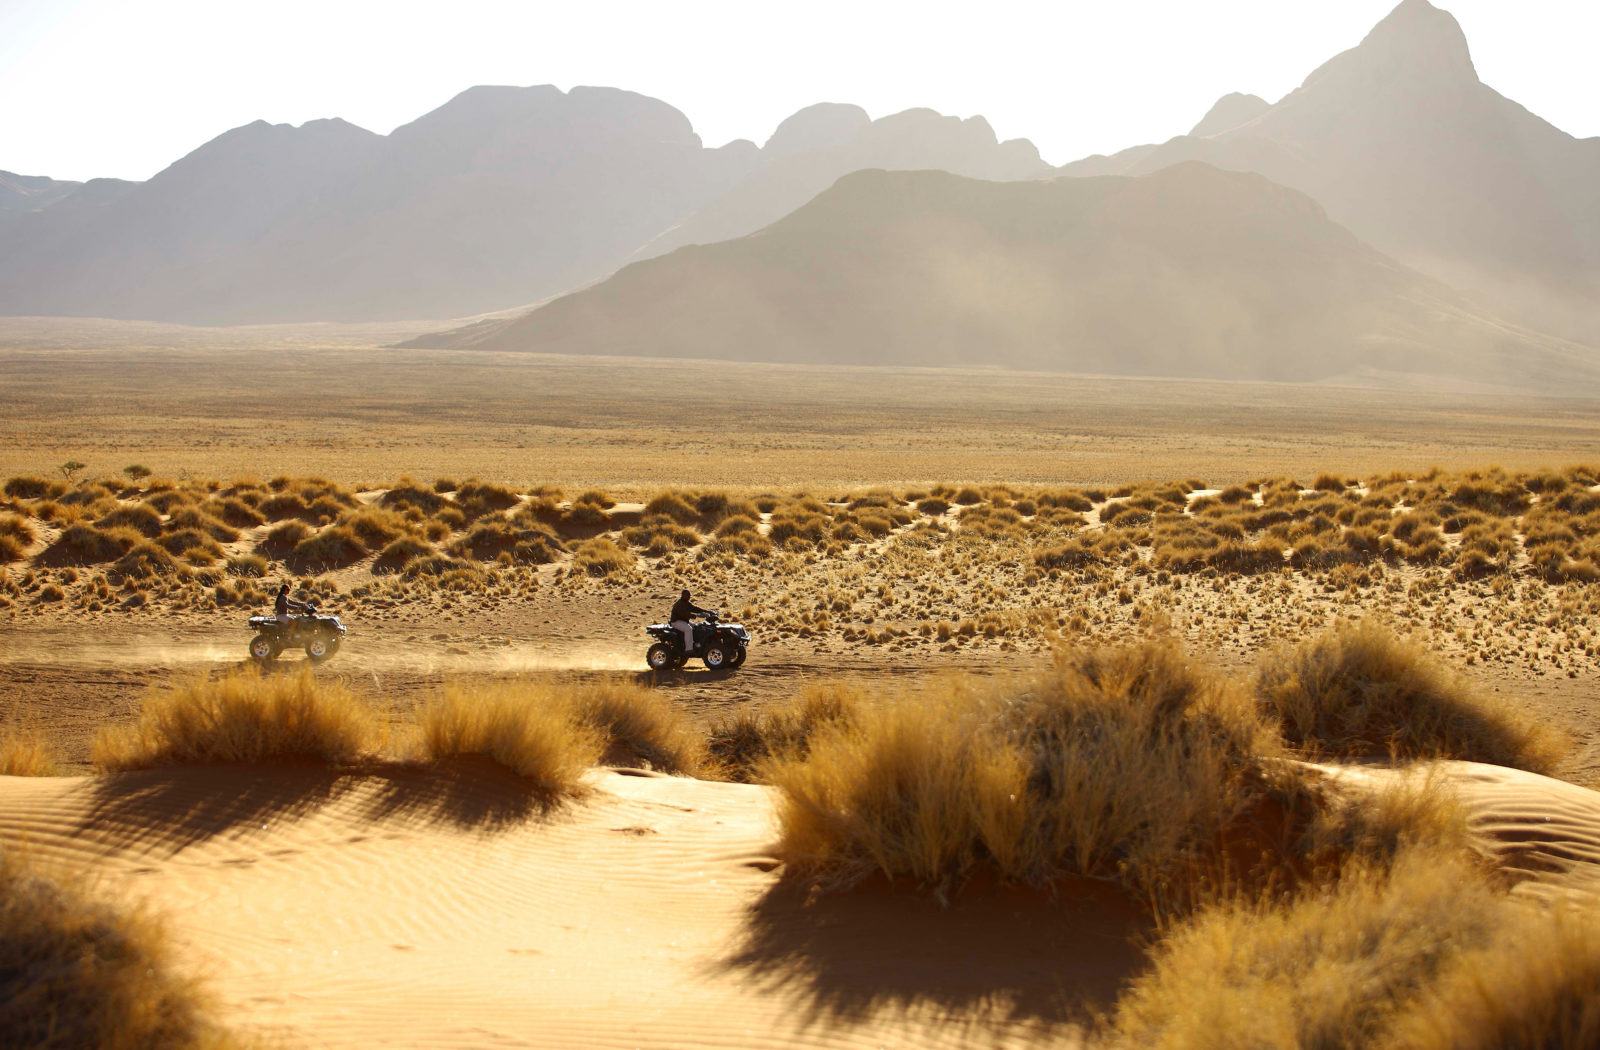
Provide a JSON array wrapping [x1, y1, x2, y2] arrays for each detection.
[[2, 0, 1596, 182]]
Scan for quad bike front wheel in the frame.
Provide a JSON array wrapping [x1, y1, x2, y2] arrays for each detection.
[[647, 643, 676, 671], [703, 644, 729, 670], [249, 635, 277, 661], [727, 646, 747, 669], [305, 635, 333, 662]]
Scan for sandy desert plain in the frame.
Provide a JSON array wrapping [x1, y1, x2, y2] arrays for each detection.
[[4, 319, 1600, 1049]]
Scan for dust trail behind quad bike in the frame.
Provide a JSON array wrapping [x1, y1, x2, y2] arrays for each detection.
[[0, 628, 649, 675]]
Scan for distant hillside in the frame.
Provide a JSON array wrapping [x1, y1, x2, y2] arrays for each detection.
[[0, 171, 81, 218], [1064, 0, 1600, 343], [0, 91, 1049, 325], [406, 163, 1597, 392]]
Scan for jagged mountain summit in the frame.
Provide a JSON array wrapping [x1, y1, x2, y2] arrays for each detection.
[[406, 163, 1596, 394], [0, 87, 759, 323], [0, 90, 1049, 324], [1064, 0, 1600, 343]]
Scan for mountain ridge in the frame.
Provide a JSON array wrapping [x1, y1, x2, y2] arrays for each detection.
[[404, 162, 1598, 394]]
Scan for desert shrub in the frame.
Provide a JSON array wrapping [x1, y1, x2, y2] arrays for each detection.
[[57, 482, 114, 507], [642, 491, 700, 525], [623, 516, 701, 555], [155, 529, 224, 560], [3, 475, 66, 500], [706, 685, 862, 783], [0, 516, 33, 563], [1383, 904, 1600, 1050], [1255, 621, 1566, 772], [0, 725, 58, 775], [204, 496, 264, 528], [340, 508, 405, 549], [258, 491, 310, 520], [572, 489, 615, 509], [768, 503, 830, 548], [916, 497, 950, 516], [43, 524, 139, 565], [94, 668, 379, 770], [402, 554, 483, 580], [374, 536, 434, 573], [256, 519, 312, 555], [413, 683, 602, 793], [571, 537, 633, 576], [1034, 537, 1105, 570], [290, 525, 367, 567], [451, 517, 564, 564], [952, 487, 984, 505], [142, 488, 194, 514], [456, 480, 520, 519], [713, 514, 760, 538], [570, 681, 702, 773], [95, 503, 163, 537], [226, 553, 268, 578], [693, 492, 760, 526], [1111, 849, 1506, 1050], [112, 540, 180, 579], [1037, 489, 1096, 512], [766, 641, 1284, 903], [165, 507, 238, 543], [380, 483, 445, 515], [0, 851, 239, 1049], [432, 477, 458, 494]]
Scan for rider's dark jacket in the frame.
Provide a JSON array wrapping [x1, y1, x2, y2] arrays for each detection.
[[671, 596, 708, 622], [276, 592, 308, 617]]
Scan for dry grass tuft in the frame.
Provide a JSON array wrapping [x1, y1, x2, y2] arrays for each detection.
[[94, 668, 380, 771], [766, 641, 1285, 903], [0, 850, 238, 1049], [413, 683, 602, 794], [571, 681, 704, 774], [705, 684, 862, 782], [1256, 621, 1568, 773], [1110, 848, 1505, 1050], [1384, 905, 1600, 1050], [0, 724, 58, 776]]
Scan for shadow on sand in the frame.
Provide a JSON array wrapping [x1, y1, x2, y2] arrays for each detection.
[[76, 756, 568, 855], [713, 873, 1151, 1036]]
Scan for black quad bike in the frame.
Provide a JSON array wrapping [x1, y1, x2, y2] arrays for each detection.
[[247, 603, 349, 662], [645, 613, 750, 671]]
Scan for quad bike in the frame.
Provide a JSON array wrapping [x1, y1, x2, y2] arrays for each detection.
[[645, 612, 750, 671], [247, 602, 348, 662]]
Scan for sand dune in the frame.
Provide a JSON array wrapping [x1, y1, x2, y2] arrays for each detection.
[[4, 757, 1600, 1047], [0, 764, 1154, 1048], [1318, 760, 1600, 902]]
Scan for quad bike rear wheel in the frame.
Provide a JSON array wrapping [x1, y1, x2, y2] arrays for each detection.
[[249, 635, 277, 661], [647, 643, 676, 671]]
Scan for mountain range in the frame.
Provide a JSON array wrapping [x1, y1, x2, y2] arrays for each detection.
[[406, 162, 1596, 392], [3, 0, 1598, 388], [0, 90, 1046, 324]]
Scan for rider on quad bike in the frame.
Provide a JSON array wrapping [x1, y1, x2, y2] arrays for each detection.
[[670, 589, 710, 652], [276, 582, 312, 623]]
